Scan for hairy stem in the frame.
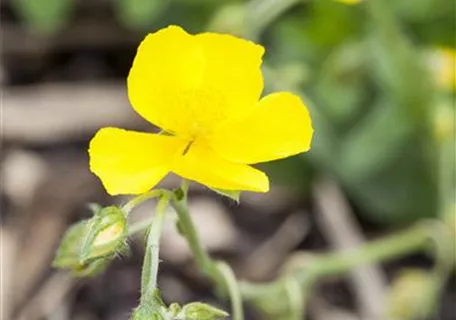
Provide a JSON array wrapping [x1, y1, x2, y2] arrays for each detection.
[[127, 218, 154, 237], [140, 193, 170, 301], [171, 182, 245, 319], [216, 262, 244, 320], [171, 182, 213, 275], [123, 189, 164, 214]]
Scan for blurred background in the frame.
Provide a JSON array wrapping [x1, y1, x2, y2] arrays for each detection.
[[1, 0, 455, 319]]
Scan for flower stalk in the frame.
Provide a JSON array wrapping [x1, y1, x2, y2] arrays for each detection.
[[215, 262, 244, 320], [171, 182, 245, 320], [123, 189, 165, 215], [140, 193, 171, 301], [171, 182, 213, 275]]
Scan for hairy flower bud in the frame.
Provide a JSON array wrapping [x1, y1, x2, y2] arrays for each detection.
[[53, 220, 90, 270], [53, 219, 109, 277], [80, 206, 127, 263]]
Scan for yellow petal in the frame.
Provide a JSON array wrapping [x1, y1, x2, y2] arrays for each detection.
[[89, 128, 187, 195], [195, 32, 265, 127], [208, 92, 313, 164], [172, 141, 269, 192], [127, 25, 265, 137], [127, 25, 205, 136]]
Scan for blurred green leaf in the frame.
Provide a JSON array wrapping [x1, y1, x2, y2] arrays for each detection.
[[314, 42, 368, 128], [12, 0, 74, 33], [208, 3, 246, 35], [339, 99, 415, 180], [115, 0, 168, 31]]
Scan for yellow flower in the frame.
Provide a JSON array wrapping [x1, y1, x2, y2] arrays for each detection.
[[89, 25, 313, 195], [428, 47, 456, 91], [334, 0, 362, 5]]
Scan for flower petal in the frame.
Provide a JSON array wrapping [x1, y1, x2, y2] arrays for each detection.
[[172, 141, 269, 192], [195, 32, 265, 127], [127, 25, 265, 137], [89, 128, 187, 195], [208, 92, 313, 164], [127, 25, 205, 136]]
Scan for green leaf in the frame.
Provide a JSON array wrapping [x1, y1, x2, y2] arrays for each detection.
[[12, 0, 74, 33], [209, 188, 241, 203], [115, 0, 167, 31]]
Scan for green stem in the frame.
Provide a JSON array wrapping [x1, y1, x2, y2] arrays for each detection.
[[127, 218, 154, 237], [171, 184, 213, 275], [300, 223, 432, 280], [284, 276, 304, 320], [171, 182, 246, 319], [216, 262, 244, 320], [123, 189, 164, 214], [240, 222, 442, 304], [140, 193, 170, 300]]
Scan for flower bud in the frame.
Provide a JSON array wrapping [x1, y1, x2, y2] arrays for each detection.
[[387, 269, 438, 320], [53, 219, 109, 277], [168, 303, 182, 317], [53, 220, 90, 270], [182, 302, 229, 320], [80, 206, 127, 263], [131, 304, 164, 320]]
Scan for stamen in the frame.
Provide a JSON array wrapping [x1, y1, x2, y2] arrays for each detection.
[[182, 141, 194, 155]]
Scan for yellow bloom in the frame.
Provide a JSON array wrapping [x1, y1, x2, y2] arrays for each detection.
[[89, 26, 313, 195], [428, 47, 456, 91], [334, 0, 362, 5]]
